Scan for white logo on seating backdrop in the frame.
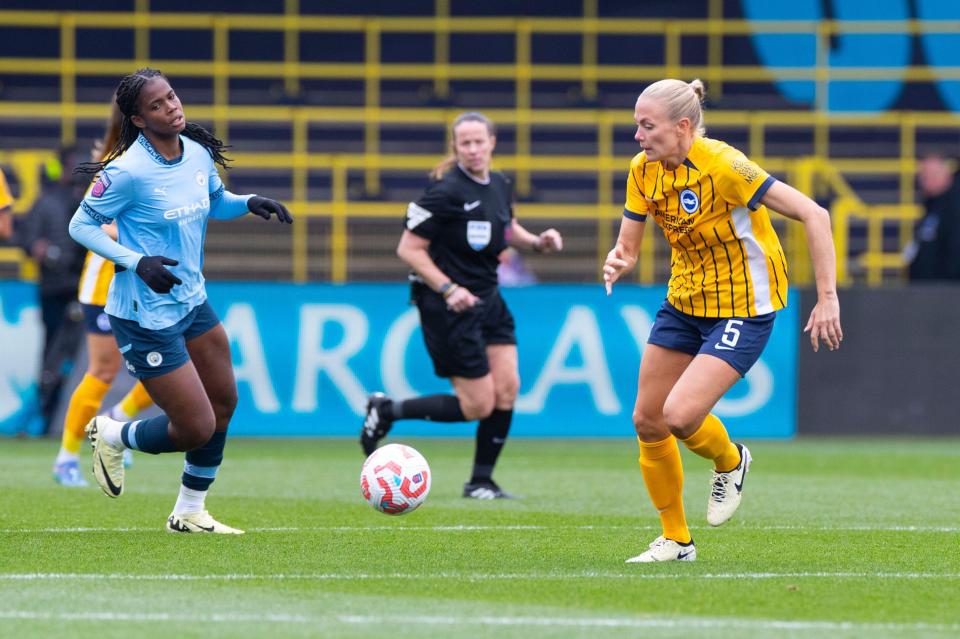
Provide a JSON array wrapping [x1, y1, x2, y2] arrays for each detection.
[[0, 298, 42, 428]]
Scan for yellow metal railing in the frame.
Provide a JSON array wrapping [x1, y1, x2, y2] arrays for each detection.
[[1, 9, 954, 285], [0, 144, 926, 287], [2, 102, 952, 204], [2, 10, 960, 191]]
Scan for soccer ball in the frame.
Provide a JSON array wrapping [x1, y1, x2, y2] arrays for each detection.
[[360, 443, 431, 515]]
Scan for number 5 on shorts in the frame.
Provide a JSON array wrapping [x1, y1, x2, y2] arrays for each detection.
[[722, 319, 743, 348]]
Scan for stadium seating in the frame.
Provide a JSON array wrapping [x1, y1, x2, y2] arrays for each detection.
[[1, 4, 958, 284]]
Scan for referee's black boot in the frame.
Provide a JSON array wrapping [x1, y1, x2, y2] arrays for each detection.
[[360, 392, 394, 456]]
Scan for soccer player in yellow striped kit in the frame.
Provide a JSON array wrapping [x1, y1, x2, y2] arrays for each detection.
[[604, 79, 843, 562]]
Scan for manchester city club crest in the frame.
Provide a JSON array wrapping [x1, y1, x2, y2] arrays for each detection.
[[679, 188, 700, 214], [467, 220, 492, 250]]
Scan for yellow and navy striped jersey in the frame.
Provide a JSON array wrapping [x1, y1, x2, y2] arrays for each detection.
[[623, 136, 788, 318], [0, 169, 13, 209], [77, 251, 114, 306]]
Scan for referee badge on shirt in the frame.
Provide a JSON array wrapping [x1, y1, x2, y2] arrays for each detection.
[[679, 189, 700, 214], [467, 220, 492, 250]]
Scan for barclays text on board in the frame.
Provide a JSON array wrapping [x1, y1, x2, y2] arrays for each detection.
[[0, 282, 798, 438]]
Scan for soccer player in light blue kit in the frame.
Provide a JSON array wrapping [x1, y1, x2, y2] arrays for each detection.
[[69, 68, 292, 533]]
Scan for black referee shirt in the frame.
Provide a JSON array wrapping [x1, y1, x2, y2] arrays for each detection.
[[404, 165, 513, 297]]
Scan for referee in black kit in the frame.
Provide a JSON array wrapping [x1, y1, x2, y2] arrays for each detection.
[[361, 111, 563, 499]]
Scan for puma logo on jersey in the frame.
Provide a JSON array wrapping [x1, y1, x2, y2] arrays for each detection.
[[154, 186, 167, 197], [463, 200, 481, 211]]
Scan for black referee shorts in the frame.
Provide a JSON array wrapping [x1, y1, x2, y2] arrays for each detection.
[[414, 285, 517, 379]]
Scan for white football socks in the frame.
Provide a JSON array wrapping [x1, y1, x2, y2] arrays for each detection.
[[55, 448, 79, 464], [99, 417, 126, 448], [173, 485, 207, 515]]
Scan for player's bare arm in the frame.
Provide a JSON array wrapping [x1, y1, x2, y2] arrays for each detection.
[[507, 218, 563, 253], [760, 180, 843, 352]]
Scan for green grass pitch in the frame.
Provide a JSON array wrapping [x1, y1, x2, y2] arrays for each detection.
[[1, 437, 958, 638]]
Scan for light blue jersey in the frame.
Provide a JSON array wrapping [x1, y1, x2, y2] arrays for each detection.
[[70, 134, 250, 330]]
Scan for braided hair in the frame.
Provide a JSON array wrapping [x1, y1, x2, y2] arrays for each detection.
[[77, 67, 231, 174]]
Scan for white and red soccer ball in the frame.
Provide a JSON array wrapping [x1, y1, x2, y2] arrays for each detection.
[[360, 443, 431, 515]]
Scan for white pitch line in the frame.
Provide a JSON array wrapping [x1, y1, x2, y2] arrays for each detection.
[[0, 610, 957, 634], [2, 571, 959, 582], [1, 524, 958, 533]]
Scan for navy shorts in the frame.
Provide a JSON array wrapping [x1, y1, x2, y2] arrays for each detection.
[[647, 301, 775, 377], [415, 285, 516, 379], [109, 300, 220, 380], [81, 303, 113, 335]]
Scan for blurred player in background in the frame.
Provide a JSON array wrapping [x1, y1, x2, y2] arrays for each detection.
[[70, 68, 292, 532], [0, 168, 12, 240], [361, 111, 563, 499], [51, 99, 155, 487], [603, 79, 842, 562], [18, 145, 87, 435]]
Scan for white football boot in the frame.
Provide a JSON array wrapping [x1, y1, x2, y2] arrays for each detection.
[[626, 536, 697, 563], [166, 510, 244, 535], [706, 443, 752, 526], [85, 416, 126, 498]]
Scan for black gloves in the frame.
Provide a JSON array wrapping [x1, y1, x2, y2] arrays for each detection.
[[248, 196, 293, 224], [135, 255, 182, 294]]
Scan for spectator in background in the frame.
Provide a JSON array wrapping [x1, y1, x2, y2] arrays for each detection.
[[905, 154, 960, 281], [18, 145, 88, 434], [0, 168, 13, 240], [497, 247, 538, 287]]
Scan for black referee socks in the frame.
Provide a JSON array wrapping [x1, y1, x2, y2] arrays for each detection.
[[472, 408, 513, 483], [393, 394, 466, 422]]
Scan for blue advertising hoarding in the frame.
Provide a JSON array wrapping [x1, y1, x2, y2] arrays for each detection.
[[0, 282, 797, 438]]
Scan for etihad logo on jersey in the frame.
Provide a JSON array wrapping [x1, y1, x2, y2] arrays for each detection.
[[164, 197, 210, 222]]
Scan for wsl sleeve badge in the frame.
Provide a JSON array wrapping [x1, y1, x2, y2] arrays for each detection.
[[360, 444, 431, 515], [91, 173, 112, 198]]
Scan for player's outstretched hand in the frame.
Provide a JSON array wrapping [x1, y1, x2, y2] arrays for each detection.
[[804, 292, 843, 352], [535, 229, 563, 253], [247, 196, 293, 224], [135, 255, 182, 294], [602, 244, 635, 295]]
